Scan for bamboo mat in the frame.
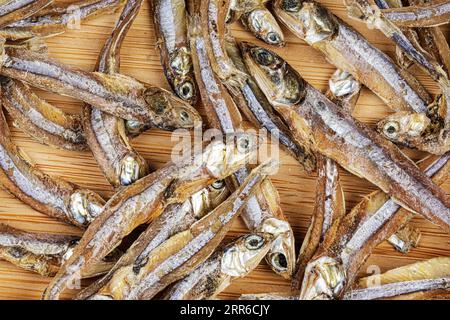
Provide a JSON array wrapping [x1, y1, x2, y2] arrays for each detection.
[[0, 0, 448, 300]]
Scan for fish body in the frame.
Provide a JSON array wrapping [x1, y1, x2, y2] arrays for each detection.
[[0, 0, 52, 28], [381, 1, 450, 27]]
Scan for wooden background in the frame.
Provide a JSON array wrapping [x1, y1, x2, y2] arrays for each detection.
[[0, 0, 448, 300]]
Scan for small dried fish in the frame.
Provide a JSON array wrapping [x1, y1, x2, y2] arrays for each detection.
[[240, 5, 285, 47], [0, 0, 52, 28], [272, 0, 432, 114], [0, 0, 126, 41], [83, 0, 149, 188], [86, 161, 276, 300], [377, 110, 450, 155], [43, 132, 261, 299], [0, 47, 202, 128], [162, 233, 272, 300], [1, 78, 87, 151], [189, 8, 297, 279], [381, 1, 450, 27], [0, 106, 105, 228], [75, 180, 229, 300], [226, 0, 269, 22], [0, 223, 120, 277], [151, 0, 198, 105], [241, 42, 450, 232]]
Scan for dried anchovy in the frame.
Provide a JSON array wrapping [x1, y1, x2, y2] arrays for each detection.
[[82, 0, 149, 188], [0, 0, 126, 41], [272, 0, 432, 114], [189, 4, 297, 279], [226, 0, 269, 22], [0, 47, 202, 128], [0, 106, 105, 228], [381, 1, 450, 27], [42, 132, 260, 299], [0, 0, 52, 28], [1, 77, 87, 151], [151, 0, 198, 105]]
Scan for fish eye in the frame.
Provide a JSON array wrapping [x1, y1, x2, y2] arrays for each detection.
[[282, 0, 302, 12], [180, 110, 191, 123], [211, 180, 225, 189], [236, 136, 251, 153], [244, 235, 265, 250], [383, 121, 400, 138], [266, 32, 281, 44], [178, 81, 194, 100], [271, 253, 288, 271], [252, 48, 274, 66]]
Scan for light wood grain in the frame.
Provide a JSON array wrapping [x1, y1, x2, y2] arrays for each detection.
[[0, 0, 448, 300]]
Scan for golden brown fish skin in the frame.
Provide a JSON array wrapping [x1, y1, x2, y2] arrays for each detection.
[[225, 35, 316, 173], [0, 0, 126, 41], [240, 6, 285, 47], [377, 110, 450, 155], [43, 132, 261, 300], [75, 180, 229, 300], [241, 42, 450, 232], [151, 0, 198, 105], [189, 8, 296, 279], [0, 107, 105, 228], [0, 47, 202, 128], [89, 161, 276, 300], [272, 0, 432, 114], [82, 0, 149, 188], [162, 233, 272, 300], [1, 78, 87, 151], [299, 153, 450, 300], [381, 1, 450, 27], [0, 0, 53, 28]]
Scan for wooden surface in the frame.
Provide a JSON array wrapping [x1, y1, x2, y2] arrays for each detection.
[[0, 0, 449, 300]]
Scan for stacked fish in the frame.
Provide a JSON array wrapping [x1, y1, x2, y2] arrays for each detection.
[[0, 0, 448, 300]]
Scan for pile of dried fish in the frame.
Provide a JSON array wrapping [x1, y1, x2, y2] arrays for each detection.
[[0, 0, 447, 301]]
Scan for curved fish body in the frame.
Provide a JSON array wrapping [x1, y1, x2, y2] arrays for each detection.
[[151, 0, 197, 105], [225, 35, 316, 172], [0, 47, 202, 128], [1, 78, 87, 151], [83, 0, 149, 188], [86, 161, 276, 300], [381, 1, 450, 27], [0, 0, 126, 41], [227, 0, 269, 22], [0, 107, 105, 228], [42, 132, 261, 299], [0, 0, 52, 28], [240, 6, 285, 47], [241, 42, 450, 232], [272, 0, 432, 114], [298, 153, 450, 299], [189, 9, 296, 280], [163, 233, 272, 300], [377, 110, 450, 155], [75, 180, 230, 300]]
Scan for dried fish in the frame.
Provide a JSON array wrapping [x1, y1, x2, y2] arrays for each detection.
[[82, 0, 149, 188], [85, 161, 277, 300], [381, 1, 450, 27], [0, 47, 202, 128], [240, 5, 285, 47], [0, 106, 105, 228], [75, 180, 229, 300], [162, 233, 272, 300], [0, 0, 126, 41], [189, 6, 297, 279], [272, 0, 432, 114], [43, 132, 261, 299], [377, 110, 450, 155], [226, 0, 269, 22], [151, 0, 198, 105], [0, 0, 52, 28], [241, 42, 450, 232], [1, 78, 87, 151]]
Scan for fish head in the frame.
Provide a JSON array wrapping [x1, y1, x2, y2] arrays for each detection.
[[244, 7, 285, 47], [190, 180, 230, 217], [299, 256, 346, 300], [328, 69, 360, 99], [118, 154, 148, 186], [67, 190, 105, 227], [377, 111, 431, 145], [273, 0, 337, 44], [240, 42, 305, 108], [221, 233, 273, 277], [259, 217, 296, 279], [169, 47, 198, 104], [143, 86, 202, 130]]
